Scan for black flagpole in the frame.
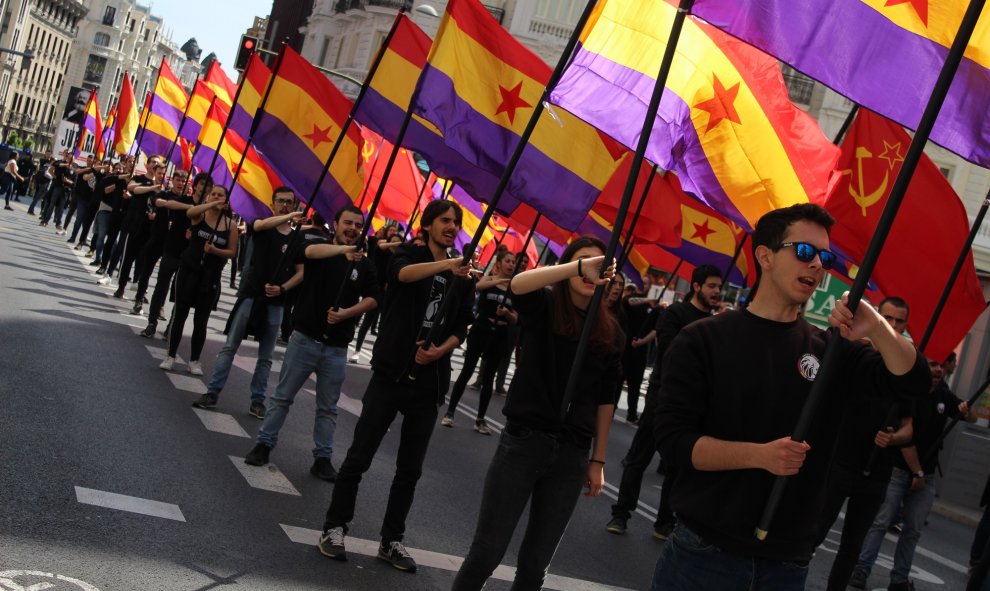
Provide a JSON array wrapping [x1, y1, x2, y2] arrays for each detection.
[[410, 0, 605, 378], [508, 213, 541, 275], [559, 0, 696, 420], [203, 50, 259, 181], [755, 0, 986, 541], [161, 74, 202, 175], [833, 104, 860, 145], [723, 233, 749, 283]]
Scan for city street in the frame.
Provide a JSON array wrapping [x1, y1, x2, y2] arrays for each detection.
[[0, 204, 976, 591]]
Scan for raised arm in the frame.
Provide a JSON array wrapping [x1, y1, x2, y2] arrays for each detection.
[[510, 256, 612, 295], [253, 211, 303, 232]]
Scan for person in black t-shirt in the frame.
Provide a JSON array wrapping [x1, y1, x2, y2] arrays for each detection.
[[442, 249, 518, 434], [66, 155, 96, 245], [352, 223, 403, 361], [852, 359, 975, 591], [319, 200, 473, 572], [651, 204, 929, 590], [243, 204, 377, 480], [140, 173, 209, 336], [608, 264, 721, 539], [131, 170, 188, 314], [451, 235, 622, 591], [618, 283, 657, 424], [159, 185, 238, 375], [815, 297, 915, 591], [193, 187, 306, 418], [27, 152, 52, 216], [112, 162, 163, 297], [39, 151, 75, 232]]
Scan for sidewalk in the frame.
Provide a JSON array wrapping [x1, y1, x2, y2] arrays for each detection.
[[934, 498, 982, 528]]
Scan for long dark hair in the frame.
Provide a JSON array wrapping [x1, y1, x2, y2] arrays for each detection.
[[551, 235, 619, 352]]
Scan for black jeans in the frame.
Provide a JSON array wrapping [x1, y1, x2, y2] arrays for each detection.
[[816, 463, 889, 591], [134, 238, 164, 302], [621, 349, 648, 419], [446, 324, 505, 421], [27, 181, 49, 214], [354, 308, 379, 353], [40, 185, 67, 226], [147, 253, 181, 324], [116, 228, 149, 289], [168, 265, 220, 361], [452, 425, 588, 591], [323, 372, 440, 543], [612, 382, 665, 527]]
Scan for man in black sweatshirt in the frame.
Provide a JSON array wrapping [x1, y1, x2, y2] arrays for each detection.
[[607, 264, 721, 538], [319, 200, 473, 573], [651, 204, 930, 590]]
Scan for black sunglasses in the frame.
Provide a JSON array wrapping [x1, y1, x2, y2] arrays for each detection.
[[776, 242, 837, 270]]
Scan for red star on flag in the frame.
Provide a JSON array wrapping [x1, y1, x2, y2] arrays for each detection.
[[694, 75, 742, 133], [495, 82, 532, 125], [304, 124, 334, 149], [691, 219, 716, 244], [885, 0, 928, 26]]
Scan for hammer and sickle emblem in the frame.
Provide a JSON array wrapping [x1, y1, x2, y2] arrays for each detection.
[[361, 141, 376, 164], [841, 147, 889, 217]]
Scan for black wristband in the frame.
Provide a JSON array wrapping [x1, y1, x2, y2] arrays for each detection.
[[589, 459, 605, 465], [577, 258, 583, 278]]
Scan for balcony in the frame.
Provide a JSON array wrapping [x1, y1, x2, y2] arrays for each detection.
[[334, 0, 503, 22], [528, 18, 571, 40], [782, 67, 815, 105]]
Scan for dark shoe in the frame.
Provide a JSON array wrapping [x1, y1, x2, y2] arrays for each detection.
[[96, 267, 106, 275], [89, 260, 101, 267], [318, 527, 347, 561], [887, 581, 914, 591], [378, 540, 417, 572], [131, 302, 142, 315], [654, 522, 674, 541], [3, 205, 12, 211], [248, 402, 266, 419], [627, 415, 639, 425], [474, 420, 492, 436], [244, 443, 272, 466], [310, 457, 337, 482], [112, 286, 125, 299], [467, 380, 481, 390], [888, 522, 903, 535], [848, 569, 868, 589], [139, 323, 157, 338], [606, 516, 627, 535], [495, 386, 508, 396], [192, 393, 218, 409]]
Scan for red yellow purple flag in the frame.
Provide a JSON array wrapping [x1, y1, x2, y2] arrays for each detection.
[[204, 60, 237, 107], [113, 74, 140, 156], [75, 90, 102, 158], [692, 0, 990, 168], [98, 105, 115, 160], [139, 60, 190, 165], [411, 0, 623, 230], [179, 80, 216, 146], [230, 53, 272, 140], [549, 0, 840, 230], [251, 46, 363, 222], [359, 127, 434, 222]]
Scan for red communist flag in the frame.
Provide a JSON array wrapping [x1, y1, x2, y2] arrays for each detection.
[[816, 109, 986, 362], [593, 156, 682, 248], [359, 127, 434, 222]]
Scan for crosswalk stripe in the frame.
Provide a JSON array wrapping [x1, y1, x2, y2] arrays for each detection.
[[279, 524, 637, 591], [75, 486, 186, 522], [192, 408, 250, 438], [228, 456, 300, 496], [165, 372, 207, 394]]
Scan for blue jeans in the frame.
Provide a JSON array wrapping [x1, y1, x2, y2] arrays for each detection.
[[452, 426, 588, 591], [206, 297, 282, 403], [91, 211, 111, 264], [256, 331, 345, 458], [856, 467, 937, 585], [650, 525, 809, 591]]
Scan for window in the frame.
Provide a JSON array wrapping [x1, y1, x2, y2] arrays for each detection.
[[319, 36, 331, 66], [129, 18, 135, 32], [939, 166, 953, 180], [83, 54, 107, 84], [94, 32, 110, 47], [143, 28, 149, 42]]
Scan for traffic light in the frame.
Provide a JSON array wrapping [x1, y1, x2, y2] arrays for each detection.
[[235, 36, 258, 71]]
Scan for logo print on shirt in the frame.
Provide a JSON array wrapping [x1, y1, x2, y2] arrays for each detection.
[[798, 353, 820, 382], [350, 269, 359, 281], [937, 402, 946, 415]]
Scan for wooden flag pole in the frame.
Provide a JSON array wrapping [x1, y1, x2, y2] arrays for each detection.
[[559, 0, 696, 420], [755, 0, 986, 541]]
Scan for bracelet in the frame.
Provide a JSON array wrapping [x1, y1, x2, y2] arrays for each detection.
[[589, 459, 605, 465], [577, 258, 583, 278]]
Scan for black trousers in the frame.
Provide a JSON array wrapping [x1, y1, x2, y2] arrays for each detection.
[[324, 372, 440, 543], [816, 463, 889, 591], [147, 253, 182, 324], [134, 238, 165, 302], [612, 381, 665, 527], [116, 227, 149, 289]]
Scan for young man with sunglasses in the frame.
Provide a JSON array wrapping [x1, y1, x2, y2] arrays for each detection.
[[191, 187, 305, 418], [650, 204, 930, 590]]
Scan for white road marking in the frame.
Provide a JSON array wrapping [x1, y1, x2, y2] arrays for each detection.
[[74, 486, 185, 522], [0, 570, 100, 591], [191, 409, 250, 438], [280, 524, 636, 591], [165, 373, 207, 394], [228, 456, 300, 496]]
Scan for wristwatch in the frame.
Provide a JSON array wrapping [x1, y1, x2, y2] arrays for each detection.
[[913, 470, 925, 479]]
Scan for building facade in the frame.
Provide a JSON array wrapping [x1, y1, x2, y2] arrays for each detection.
[[0, 0, 87, 152]]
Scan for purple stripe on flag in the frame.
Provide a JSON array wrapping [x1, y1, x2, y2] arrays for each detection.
[[356, 88, 521, 219], [550, 47, 750, 229], [252, 114, 354, 223], [414, 66, 600, 229], [139, 128, 181, 166], [178, 120, 203, 145], [230, 105, 253, 140], [150, 99, 185, 131], [692, 0, 990, 167], [230, 184, 272, 222], [661, 240, 744, 285], [191, 145, 233, 188]]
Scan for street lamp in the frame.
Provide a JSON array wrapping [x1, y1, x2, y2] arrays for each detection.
[[413, 4, 439, 17]]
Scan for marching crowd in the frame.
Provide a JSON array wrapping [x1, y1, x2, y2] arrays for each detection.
[[4, 149, 988, 591]]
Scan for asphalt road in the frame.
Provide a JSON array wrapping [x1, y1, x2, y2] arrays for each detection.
[[0, 202, 976, 591]]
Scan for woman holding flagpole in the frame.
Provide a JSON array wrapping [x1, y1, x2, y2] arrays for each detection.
[[452, 235, 622, 591]]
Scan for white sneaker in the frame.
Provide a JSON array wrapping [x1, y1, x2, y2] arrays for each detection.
[[441, 415, 453, 427], [97, 276, 112, 286], [187, 360, 203, 376], [159, 356, 175, 371], [349, 354, 360, 364]]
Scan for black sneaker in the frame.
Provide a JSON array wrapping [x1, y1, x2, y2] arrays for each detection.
[[140, 323, 157, 338], [310, 457, 337, 482], [848, 569, 867, 589], [112, 286, 125, 299], [89, 260, 101, 267], [378, 540, 417, 572], [318, 527, 347, 561], [192, 393, 218, 409], [654, 522, 674, 541], [606, 516, 627, 535], [244, 443, 272, 466], [131, 302, 142, 315], [96, 267, 106, 275], [249, 402, 266, 419], [887, 581, 914, 591]]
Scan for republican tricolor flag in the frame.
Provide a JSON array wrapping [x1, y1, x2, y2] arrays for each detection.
[[75, 90, 102, 158]]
